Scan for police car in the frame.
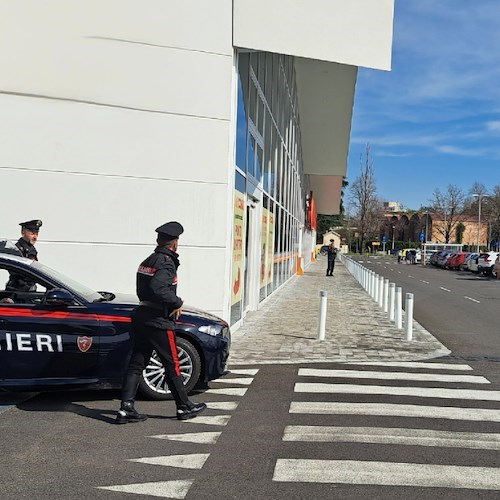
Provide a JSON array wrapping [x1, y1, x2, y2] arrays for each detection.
[[0, 240, 230, 400]]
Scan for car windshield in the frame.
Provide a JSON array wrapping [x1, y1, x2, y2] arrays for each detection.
[[30, 261, 102, 302]]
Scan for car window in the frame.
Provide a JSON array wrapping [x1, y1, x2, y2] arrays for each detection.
[[0, 265, 48, 305], [30, 261, 101, 302]]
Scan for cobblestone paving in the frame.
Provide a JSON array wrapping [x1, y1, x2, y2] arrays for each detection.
[[229, 257, 450, 365]]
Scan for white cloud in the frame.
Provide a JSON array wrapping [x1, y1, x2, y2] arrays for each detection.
[[486, 121, 500, 133]]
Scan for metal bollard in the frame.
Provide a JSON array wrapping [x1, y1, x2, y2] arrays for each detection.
[[374, 275, 380, 303], [378, 276, 384, 308], [395, 287, 403, 329], [317, 290, 328, 340], [389, 283, 395, 321], [404, 293, 414, 341], [383, 279, 389, 313]]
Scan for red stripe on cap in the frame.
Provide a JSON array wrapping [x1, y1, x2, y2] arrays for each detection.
[[167, 329, 180, 376]]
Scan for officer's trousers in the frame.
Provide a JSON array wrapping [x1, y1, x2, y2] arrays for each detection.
[[327, 258, 336, 275], [122, 324, 189, 406]]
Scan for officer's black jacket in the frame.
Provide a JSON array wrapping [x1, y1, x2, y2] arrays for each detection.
[[6, 238, 38, 291], [16, 238, 38, 260], [327, 245, 337, 261], [134, 246, 183, 329]]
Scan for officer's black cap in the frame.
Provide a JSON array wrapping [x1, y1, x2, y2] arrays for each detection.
[[155, 221, 184, 240], [20, 220, 43, 232]]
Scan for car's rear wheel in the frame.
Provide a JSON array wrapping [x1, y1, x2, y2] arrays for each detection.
[[138, 337, 201, 400]]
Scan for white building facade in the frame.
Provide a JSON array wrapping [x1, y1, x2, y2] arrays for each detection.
[[0, 1, 394, 327]]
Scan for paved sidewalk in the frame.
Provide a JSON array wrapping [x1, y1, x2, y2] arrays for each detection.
[[229, 256, 450, 365]]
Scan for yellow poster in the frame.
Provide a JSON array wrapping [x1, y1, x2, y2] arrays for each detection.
[[231, 190, 245, 305]]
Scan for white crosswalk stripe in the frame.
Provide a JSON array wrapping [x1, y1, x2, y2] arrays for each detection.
[[343, 361, 473, 370], [205, 402, 239, 411], [283, 426, 500, 450], [128, 454, 210, 469], [150, 432, 221, 444], [274, 361, 500, 492], [183, 415, 231, 426], [298, 368, 489, 384], [289, 401, 500, 422], [273, 460, 500, 490], [295, 383, 500, 401], [98, 480, 194, 498], [211, 377, 254, 385], [205, 387, 248, 396], [229, 368, 259, 375]]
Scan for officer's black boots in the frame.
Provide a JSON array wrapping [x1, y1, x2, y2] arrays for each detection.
[[121, 372, 141, 403], [176, 401, 207, 420], [116, 401, 148, 424], [168, 375, 207, 420]]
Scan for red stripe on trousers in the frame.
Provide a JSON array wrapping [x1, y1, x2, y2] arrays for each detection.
[[167, 329, 180, 376]]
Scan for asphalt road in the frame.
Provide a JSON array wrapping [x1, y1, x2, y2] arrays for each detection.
[[2, 359, 500, 499]]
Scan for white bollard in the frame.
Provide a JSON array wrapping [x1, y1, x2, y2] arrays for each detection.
[[374, 274, 379, 302], [395, 287, 403, 329], [383, 279, 389, 313], [389, 283, 395, 321], [317, 290, 328, 340], [404, 293, 414, 341], [378, 276, 384, 308], [368, 271, 373, 296]]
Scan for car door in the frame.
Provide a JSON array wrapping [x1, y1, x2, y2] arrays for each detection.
[[0, 263, 100, 382]]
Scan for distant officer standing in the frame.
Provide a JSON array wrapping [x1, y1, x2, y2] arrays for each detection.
[[116, 221, 207, 424], [6, 219, 42, 291], [326, 239, 337, 276]]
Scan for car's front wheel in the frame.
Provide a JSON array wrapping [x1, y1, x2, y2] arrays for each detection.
[[138, 337, 201, 400]]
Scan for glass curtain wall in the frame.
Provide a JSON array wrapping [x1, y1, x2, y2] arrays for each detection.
[[230, 51, 306, 326]]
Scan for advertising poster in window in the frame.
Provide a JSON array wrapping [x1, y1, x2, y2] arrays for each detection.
[[231, 190, 245, 305], [260, 208, 268, 288], [266, 210, 275, 285]]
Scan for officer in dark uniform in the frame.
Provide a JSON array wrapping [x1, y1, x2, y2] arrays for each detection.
[[326, 239, 337, 276], [6, 219, 42, 291], [116, 221, 207, 424]]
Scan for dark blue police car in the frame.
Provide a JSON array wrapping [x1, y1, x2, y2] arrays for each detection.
[[0, 240, 230, 400]]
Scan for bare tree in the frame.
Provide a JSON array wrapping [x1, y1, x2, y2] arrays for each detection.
[[349, 144, 382, 251], [429, 185, 466, 243], [488, 185, 500, 248]]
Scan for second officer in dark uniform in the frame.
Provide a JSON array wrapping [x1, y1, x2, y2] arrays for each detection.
[[326, 239, 337, 276], [116, 221, 207, 424], [6, 219, 42, 291]]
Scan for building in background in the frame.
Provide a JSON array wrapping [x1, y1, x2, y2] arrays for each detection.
[[0, 1, 394, 328]]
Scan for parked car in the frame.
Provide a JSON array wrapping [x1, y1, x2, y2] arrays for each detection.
[[447, 252, 467, 270], [494, 255, 500, 278], [0, 241, 230, 399], [467, 253, 481, 273], [436, 251, 453, 268], [477, 251, 500, 276]]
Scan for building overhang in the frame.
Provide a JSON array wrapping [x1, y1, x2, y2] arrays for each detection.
[[233, 0, 394, 215]]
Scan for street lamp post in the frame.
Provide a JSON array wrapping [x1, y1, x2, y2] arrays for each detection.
[[473, 194, 489, 253]]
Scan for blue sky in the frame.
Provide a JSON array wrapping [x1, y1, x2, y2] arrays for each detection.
[[347, 0, 500, 210]]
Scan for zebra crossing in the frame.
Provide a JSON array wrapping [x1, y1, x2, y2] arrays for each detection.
[[273, 361, 500, 492], [97, 368, 259, 499]]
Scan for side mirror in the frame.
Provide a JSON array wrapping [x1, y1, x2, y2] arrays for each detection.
[[44, 288, 75, 306]]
